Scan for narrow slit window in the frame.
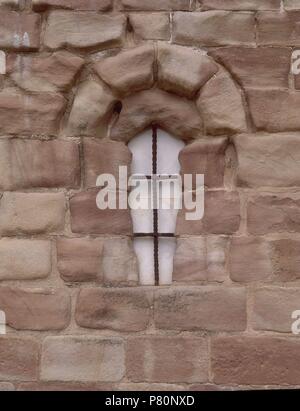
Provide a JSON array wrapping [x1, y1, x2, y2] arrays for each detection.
[[128, 126, 185, 286]]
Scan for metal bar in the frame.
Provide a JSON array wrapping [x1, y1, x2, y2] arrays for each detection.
[[133, 233, 175, 238], [152, 125, 159, 286]]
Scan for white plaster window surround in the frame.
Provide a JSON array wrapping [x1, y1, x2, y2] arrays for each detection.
[[128, 128, 185, 286]]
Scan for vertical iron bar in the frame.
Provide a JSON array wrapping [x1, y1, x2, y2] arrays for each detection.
[[152, 125, 159, 286]]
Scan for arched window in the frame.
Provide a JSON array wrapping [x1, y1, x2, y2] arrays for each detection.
[[128, 126, 185, 286]]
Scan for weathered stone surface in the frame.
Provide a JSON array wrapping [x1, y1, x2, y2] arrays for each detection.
[[18, 382, 115, 391], [210, 47, 290, 88], [234, 133, 300, 188], [0, 139, 80, 190], [102, 237, 139, 285], [197, 69, 247, 135], [179, 137, 228, 188], [0, 91, 65, 135], [247, 89, 300, 132], [0, 287, 70, 331], [126, 337, 208, 383], [0, 0, 19, 9], [0, 239, 51, 280], [253, 287, 300, 332], [83, 139, 131, 188], [119, 383, 185, 391], [0, 383, 15, 391], [212, 336, 300, 385], [176, 191, 240, 235], [157, 44, 218, 98], [129, 13, 170, 40], [121, 0, 190, 10], [44, 11, 126, 50], [173, 11, 255, 47], [247, 195, 300, 235], [173, 236, 228, 283], [32, 0, 112, 11], [7, 51, 84, 92], [111, 89, 203, 143], [41, 336, 125, 382], [284, 0, 300, 9], [229, 237, 273, 282], [66, 80, 115, 137], [201, 0, 280, 10], [70, 189, 132, 235], [94, 45, 155, 96], [0, 11, 40, 50], [154, 287, 246, 331], [0, 338, 39, 381], [271, 239, 300, 281], [76, 288, 151, 331], [257, 11, 300, 46], [57, 238, 103, 282], [0, 192, 65, 235]]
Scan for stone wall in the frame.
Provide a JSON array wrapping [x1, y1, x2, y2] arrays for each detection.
[[0, 0, 300, 391]]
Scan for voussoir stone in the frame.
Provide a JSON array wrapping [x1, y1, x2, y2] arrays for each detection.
[[110, 88, 203, 143], [197, 68, 247, 135], [66, 80, 116, 137], [0, 192, 65, 235], [7, 51, 84, 92], [0, 287, 71, 331], [32, 0, 112, 11], [0, 139, 80, 190], [0, 238, 51, 280], [121, 0, 190, 10], [157, 44, 218, 98], [44, 11, 126, 50], [94, 45, 155, 96], [75, 288, 152, 331], [41, 336, 125, 382], [0, 90, 65, 135], [57, 237, 103, 282], [234, 133, 300, 188]]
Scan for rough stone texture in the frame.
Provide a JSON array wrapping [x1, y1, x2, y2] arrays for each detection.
[[0, 0, 19, 9], [57, 238, 103, 282], [66, 80, 115, 137], [41, 336, 125, 382], [179, 137, 228, 188], [0, 139, 80, 190], [83, 139, 131, 188], [94, 45, 155, 96], [247, 195, 300, 235], [0, 239, 51, 280], [157, 44, 218, 98], [201, 0, 280, 10], [0, 338, 39, 381], [253, 287, 300, 332], [234, 133, 300, 188], [212, 336, 300, 385], [126, 337, 208, 383], [32, 0, 112, 11], [0, 287, 70, 331], [173, 236, 228, 283], [271, 239, 300, 281], [257, 11, 300, 46], [0, 383, 15, 391], [121, 0, 190, 10], [0, 91, 66, 135], [0, 11, 40, 50], [129, 13, 170, 41], [229, 237, 273, 282], [197, 68, 247, 135], [7, 51, 84, 92], [70, 189, 132, 235], [0, 192, 65, 235], [176, 191, 240, 235], [18, 382, 116, 391], [154, 287, 247, 331], [111, 89, 203, 143], [76, 288, 152, 331], [247, 89, 300, 132], [284, 0, 300, 9], [44, 11, 126, 50], [102, 238, 139, 285], [173, 11, 255, 47], [210, 47, 290, 88]]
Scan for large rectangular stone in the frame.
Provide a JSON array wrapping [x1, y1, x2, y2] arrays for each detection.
[[201, 0, 280, 10], [257, 11, 300, 45]]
